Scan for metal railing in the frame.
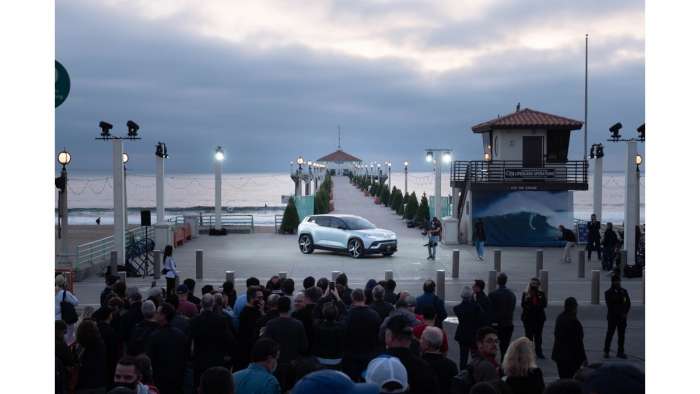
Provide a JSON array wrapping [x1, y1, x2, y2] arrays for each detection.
[[74, 227, 147, 270], [451, 160, 588, 186], [274, 214, 283, 233], [167, 215, 185, 224], [199, 214, 254, 232]]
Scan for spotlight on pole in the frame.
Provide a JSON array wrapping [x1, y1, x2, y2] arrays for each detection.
[[637, 123, 645, 142], [595, 144, 604, 158], [589, 145, 596, 159], [155, 142, 168, 158], [609, 122, 622, 141], [126, 120, 140, 137], [425, 151, 433, 163], [99, 121, 113, 138], [214, 146, 225, 161], [442, 152, 452, 164]]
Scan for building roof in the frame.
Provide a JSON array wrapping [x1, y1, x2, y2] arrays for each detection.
[[471, 108, 583, 133], [317, 149, 362, 162]]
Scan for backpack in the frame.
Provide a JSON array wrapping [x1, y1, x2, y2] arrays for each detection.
[[450, 365, 475, 394], [60, 290, 78, 325]]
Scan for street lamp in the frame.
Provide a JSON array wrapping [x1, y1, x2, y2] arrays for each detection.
[[95, 120, 141, 267], [404, 161, 408, 194], [57, 149, 71, 168], [442, 152, 452, 164], [155, 142, 168, 223], [425, 151, 433, 163], [635, 154, 643, 167], [55, 148, 71, 246], [214, 146, 225, 231], [386, 161, 392, 190], [425, 148, 452, 220], [215, 146, 225, 162]]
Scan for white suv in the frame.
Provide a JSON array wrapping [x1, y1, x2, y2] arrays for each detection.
[[297, 214, 398, 258]]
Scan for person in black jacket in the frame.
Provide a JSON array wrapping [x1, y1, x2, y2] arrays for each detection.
[[552, 297, 587, 379], [386, 314, 439, 394], [473, 218, 487, 261], [453, 285, 484, 369], [127, 300, 160, 356], [292, 286, 321, 346], [559, 225, 577, 263], [369, 285, 395, 321], [586, 214, 602, 261], [521, 278, 547, 359], [604, 275, 631, 359], [74, 319, 107, 393], [342, 288, 381, 381], [237, 286, 265, 370], [92, 307, 121, 388], [190, 294, 235, 388], [601, 222, 618, 271], [420, 326, 458, 394], [147, 302, 189, 394], [264, 296, 308, 391], [473, 279, 492, 325], [489, 273, 516, 361], [311, 302, 346, 369]]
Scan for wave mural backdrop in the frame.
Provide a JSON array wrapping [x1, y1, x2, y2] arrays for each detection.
[[473, 191, 573, 247]]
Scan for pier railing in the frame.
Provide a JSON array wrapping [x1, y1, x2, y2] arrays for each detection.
[[74, 226, 147, 270], [199, 214, 255, 233]]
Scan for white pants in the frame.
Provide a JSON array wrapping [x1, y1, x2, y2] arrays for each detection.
[[562, 242, 575, 263]]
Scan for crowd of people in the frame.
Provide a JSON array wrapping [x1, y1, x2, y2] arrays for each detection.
[[55, 260, 642, 394]]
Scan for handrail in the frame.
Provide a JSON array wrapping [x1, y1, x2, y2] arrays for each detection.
[[199, 214, 255, 233], [74, 227, 147, 270], [451, 160, 588, 185]]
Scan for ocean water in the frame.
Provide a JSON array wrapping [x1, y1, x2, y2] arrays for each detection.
[[58, 172, 644, 225]]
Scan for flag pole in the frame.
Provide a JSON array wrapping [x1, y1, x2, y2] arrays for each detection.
[[584, 34, 589, 161]]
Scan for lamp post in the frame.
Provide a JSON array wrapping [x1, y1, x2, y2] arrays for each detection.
[[56, 148, 71, 262], [635, 154, 643, 228], [404, 161, 408, 194], [425, 149, 452, 219], [386, 161, 392, 190], [155, 142, 168, 223], [296, 156, 304, 197], [589, 143, 604, 220], [122, 152, 129, 227], [607, 122, 644, 259], [214, 146, 224, 230], [96, 120, 140, 267]]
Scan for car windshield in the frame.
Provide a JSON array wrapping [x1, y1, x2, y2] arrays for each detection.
[[342, 217, 376, 230]]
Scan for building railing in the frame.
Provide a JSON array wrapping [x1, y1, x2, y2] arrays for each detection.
[[274, 214, 284, 233], [451, 160, 588, 186], [74, 227, 147, 270], [199, 214, 255, 233]]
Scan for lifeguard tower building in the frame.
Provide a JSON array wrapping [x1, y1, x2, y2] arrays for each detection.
[[451, 108, 588, 246]]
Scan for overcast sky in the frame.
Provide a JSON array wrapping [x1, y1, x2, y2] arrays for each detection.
[[56, 0, 644, 173]]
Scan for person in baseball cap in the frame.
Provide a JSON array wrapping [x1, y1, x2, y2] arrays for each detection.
[[292, 370, 379, 394], [363, 355, 409, 393]]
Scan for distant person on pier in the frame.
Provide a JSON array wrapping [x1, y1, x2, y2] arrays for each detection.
[[521, 278, 547, 359], [601, 223, 618, 271], [552, 297, 587, 379], [488, 273, 516, 362], [162, 245, 178, 296], [426, 217, 442, 260], [586, 214, 602, 262], [603, 275, 631, 359], [558, 225, 577, 264], [96, 216, 101, 225], [473, 218, 487, 261]]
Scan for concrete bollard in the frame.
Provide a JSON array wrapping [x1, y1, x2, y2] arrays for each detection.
[[452, 250, 460, 278], [226, 271, 235, 285], [494, 250, 502, 272], [642, 269, 645, 305], [536, 250, 543, 277], [196, 250, 204, 280], [487, 270, 497, 293], [110, 251, 118, 277], [153, 250, 161, 279], [279, 272, 287, 279], [578, 250, 586, 278], [385, 270, 393, 281], [540, 270, 549, 298], [591, 270, 600, 304], [118, 271, 127, 285], [436, 270, 446, 300]]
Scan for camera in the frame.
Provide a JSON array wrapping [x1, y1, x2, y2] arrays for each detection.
[[329, 281, 335, 291]]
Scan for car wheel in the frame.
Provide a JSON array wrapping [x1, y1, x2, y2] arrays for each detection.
[[299, 234, 314, 254], [382, 252, 394, 257], [347, 238, 364, 259]]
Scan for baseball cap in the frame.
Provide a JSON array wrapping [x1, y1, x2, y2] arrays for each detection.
[[363, 356, 409, 393], [292, 370, 379, 394], [176, 284, 189, 294]]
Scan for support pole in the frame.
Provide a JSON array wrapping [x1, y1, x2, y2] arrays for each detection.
[[435, 160, 442, 218], [436, 270, 445, 299], [156, 153, 165, 223], [578, 250, 586, 278], [153, 250, 161, 280], [110, 251, 118, 277], [214, 155, 223, 230], [112, 140, 126, 266], [536, 250, 543, 277], [624, 141, 638, 259], [58, 167, 70, 261], [592, 155, 603, 219], [451, 250, 460, 278], [494, 250, 502, 272], [591, 270, 601, 304], [487, 270, 497, 293], [196, 249, 204, 280]]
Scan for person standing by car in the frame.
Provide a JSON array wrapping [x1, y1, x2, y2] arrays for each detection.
[[426, 217, 442, 260], [586, 214, 602, 262], [473, 218, 487, 261]]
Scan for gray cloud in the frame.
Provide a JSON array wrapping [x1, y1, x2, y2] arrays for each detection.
[[56, 0, 644, 174]]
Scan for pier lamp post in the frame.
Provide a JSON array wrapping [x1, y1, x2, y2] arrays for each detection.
[[96, 120, 141, 267], [425, 149, 452, 219], [214, 146, 224, 230], [56, 148, 71, 262], [589, 143, 604, 220], [295, 156, 304, 197], [387, 161, 392, 190], [607, 122, 644, 259], [155, 143, 168, 223], [122, 152, 129, 227], [404, 161, 408, 194], [308, 161, 314, 195]]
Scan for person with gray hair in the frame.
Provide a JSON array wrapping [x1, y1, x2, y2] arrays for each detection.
[[127, 300, 159, 355], [421, 326, 458, 394], [453, 285, 485, 369], [342, 288, 382, 381], [189, 292, 235, 389], [258, 293, 281, 331], [55, 273, 79, 345], [370, 284, 395, 320]]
